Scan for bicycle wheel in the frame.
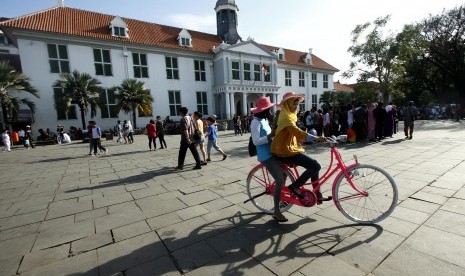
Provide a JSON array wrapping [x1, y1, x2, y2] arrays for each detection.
[[333, 164, 398, 224], [246, 164, 295, 214]]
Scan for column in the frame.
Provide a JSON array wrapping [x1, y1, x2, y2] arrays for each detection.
[[273, 94, 278, 112], [242, 92, 248, 116], [225, 92, 231, 119], [229, 92, 235, 118]]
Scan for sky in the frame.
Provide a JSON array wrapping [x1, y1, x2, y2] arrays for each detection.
[[2, 0, 464, 82]]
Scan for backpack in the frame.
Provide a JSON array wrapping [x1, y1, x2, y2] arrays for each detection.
[[248, 119, 262, 157]]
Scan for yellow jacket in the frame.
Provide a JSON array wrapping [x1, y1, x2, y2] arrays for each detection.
[[270, 100, 308, 157]]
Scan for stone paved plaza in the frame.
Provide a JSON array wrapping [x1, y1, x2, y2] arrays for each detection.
[[1, 120, 465, 276]]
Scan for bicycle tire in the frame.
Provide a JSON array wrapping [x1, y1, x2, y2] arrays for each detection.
[[246, 165, 295, 214], [333, 164, 398, 224]]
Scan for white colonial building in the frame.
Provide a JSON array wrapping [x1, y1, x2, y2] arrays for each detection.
[[0, 0, 338, 130]]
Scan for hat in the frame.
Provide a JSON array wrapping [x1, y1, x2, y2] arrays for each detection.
[[26, 125, 30, 127], [251, 96, 276, 114], [279, 92, 305, 106]]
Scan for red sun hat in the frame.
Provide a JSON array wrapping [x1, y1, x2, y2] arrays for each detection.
[[251, 96, 276, 114], [279, 91, 305, 106]]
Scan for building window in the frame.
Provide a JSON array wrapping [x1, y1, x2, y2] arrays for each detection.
[[113, 26, 126, 37], [165, 57, 179, 80], [93, 49, 112, 76], [299, 102, 306, 111], [323, 74, 329, 88], [312, 73, 317, 88], [285, 70, 292, 86], [312, 94, 318, 108], [132, 53, 148, 78], [278, 53, 284, 60], [47, 44, 70, 74], [299, 71, 305, 87], [196, 91, 208, 115], [232, 61, 240, 80], [243, 63, 251, 81], [100, 89, 118, 118], [264, 64, 271, 82], [194, 60, 206, 81], [168, 90, 181, 116], [253, 64, 261, 81], [53, 88, 77, 120], [181, 37, 191, 46], [138, 90, 152, 117]]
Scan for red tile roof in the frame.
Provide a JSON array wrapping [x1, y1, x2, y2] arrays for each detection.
[[333, 81, 354, 93], [0, 7, 338, 71]]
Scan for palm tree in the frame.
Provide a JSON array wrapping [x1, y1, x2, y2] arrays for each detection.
[[0, 61, 38, 130], [53, 70, 103, 129], [113, 79, 153, 129]]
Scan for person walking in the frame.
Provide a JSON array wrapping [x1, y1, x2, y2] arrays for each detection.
[[384, 103, 395, 138], [18, 128, 25, 145], [404, 101, 418, 140], [146, 119, 157, 151], [122, 120, 129, 144], [127, 120, 134, 144], [2, 129, 11, 152], [115, 120, 123, 144], [250, 96, 287, 222], [367, 103, 377, 141], [193, 112, 208, 166], [205, 117, 227, 162], [156, 116, 167, 149], [89, 121, 108, 156], [175, 107, 202, 170], [24, 125, 35, 149]]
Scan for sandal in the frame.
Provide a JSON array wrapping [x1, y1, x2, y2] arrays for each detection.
[[288, 185, 304, 199], [272, 214, 288, 222]]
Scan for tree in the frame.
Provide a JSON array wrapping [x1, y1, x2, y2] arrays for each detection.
[[53, 70, 103, 129], [351, 82, 380, 105], [319, 91, 336, 109], [113, 79, 153, 129], [343, 16, 402, 103], [397, 5, 465, 102], [0, 61, 38, 130]]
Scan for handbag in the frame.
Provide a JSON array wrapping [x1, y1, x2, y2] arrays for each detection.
[[192, 119, 202, 142], [248, 136, 257, 157]]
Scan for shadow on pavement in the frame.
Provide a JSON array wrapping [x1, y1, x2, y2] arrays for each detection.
[[67, 211, 384, 275]]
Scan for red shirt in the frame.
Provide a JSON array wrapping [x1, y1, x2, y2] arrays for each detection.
[[146, 123, 157, 138]]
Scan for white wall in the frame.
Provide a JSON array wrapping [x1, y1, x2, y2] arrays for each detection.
[[17, 38, 214, 131]]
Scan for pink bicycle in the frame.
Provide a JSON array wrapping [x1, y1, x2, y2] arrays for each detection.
[[245, 137, 398, 224]]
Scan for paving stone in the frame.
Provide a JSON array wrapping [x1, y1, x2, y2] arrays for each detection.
[[136, 195, 187, 218], [97, 232, 166, 276], [33, 220, 94, 251], [424, 210, 465, 237], [373, 244, 465, 276], [390, 206, 432, 225], [200, 197, 233, 212], [410, 191, 448, 205], [125, 255, 179, 276], [0, 233, 37, 260], [47, 199, 93, 219], [440, 198, 465, 215], [158, 216, 210, 251], [71, 231, 113, 254], [146, 212, 183, 230], [75, 207, 108, 222], [299, 253, 365, 276], [185, 250, 271, 276], [20, 250, 98, 276], [398, 198, 440, 214], [405, 225, 465, 268], [455, 188, 465, 199], [93, 192, 134, 209], [112, 221, 151, 242], [173, 241, 220, 273], [178, 190, 221, 206], [0, 209, 47, 231], [19, 244, 69, 273], [130, 185, 169, 200], [0, 222, 39, 242], [0, 254, 23, 276], [176, 205, 210, 221], [95, 205, 146, 233]]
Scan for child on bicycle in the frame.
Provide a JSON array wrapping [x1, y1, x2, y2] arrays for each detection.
[[250, 96, 288, 222], [271, 92, 331, 204]]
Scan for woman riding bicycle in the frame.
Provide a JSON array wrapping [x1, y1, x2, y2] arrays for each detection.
[[271, 92, 331, 203], [250, 96, 288, 222]]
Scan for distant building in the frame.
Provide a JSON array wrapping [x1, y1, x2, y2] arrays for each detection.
[[333, 81, 354, 93], [0, 0, 338, 130]]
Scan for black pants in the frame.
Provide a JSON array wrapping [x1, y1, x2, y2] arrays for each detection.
[[375, 120, 384, 139], [158, 133, 167, 148], [92, 138, 106, 154], [128, 132, 134, 143], [178, 140, 201, 168], [279, 153, 322, 196], [148, 137, 156, 150]]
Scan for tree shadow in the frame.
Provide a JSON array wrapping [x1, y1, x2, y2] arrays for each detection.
[[67, 211, 383, 275], [64, 167, 176, 193], [381, 138, 405, 145], [30, 150, 152, 164]]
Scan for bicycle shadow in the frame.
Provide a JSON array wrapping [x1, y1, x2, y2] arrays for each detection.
[[66, 211, 384, 275]]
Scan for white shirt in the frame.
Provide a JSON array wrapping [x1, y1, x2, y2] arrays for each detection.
[[18, 130, 25, 137], [62, 133, 71, 143], [347, 110, 354, 126], [91, 127, 100, 138], [323, 113, 331, 126]]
